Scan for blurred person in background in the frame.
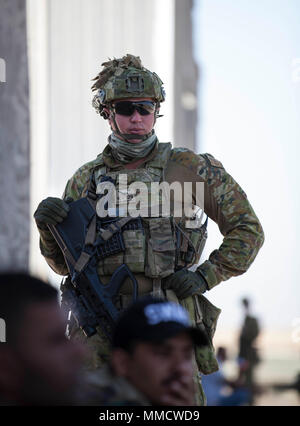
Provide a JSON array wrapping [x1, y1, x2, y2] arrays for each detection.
[[88, 296, 209, 406], [202, 346, 251, 406], [0, 273, 89, 405], [201, 346, 227, 405], [33, 54, 264, 405], [238, 297, 261, 405]]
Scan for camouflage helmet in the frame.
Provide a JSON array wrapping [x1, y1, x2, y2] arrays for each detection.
[[91, 54, 165, 119]]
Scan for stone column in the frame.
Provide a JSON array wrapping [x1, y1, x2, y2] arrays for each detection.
[[174, 0, 198, 150], [0, 0, 30, 271]]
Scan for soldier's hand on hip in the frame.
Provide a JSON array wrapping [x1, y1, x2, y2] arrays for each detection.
[[163, 269, 208, 300], [34, 197, 71, 230]]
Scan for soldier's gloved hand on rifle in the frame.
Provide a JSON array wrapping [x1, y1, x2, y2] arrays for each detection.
[[163, 269, 208, 300], [34, 196, 73, 230]]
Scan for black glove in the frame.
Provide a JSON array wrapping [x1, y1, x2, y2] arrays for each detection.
[[34, 197, 72, 230], [163, 269, 208, 300]]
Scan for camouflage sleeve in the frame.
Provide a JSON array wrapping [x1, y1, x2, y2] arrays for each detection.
[[38, 161, 95, 275], [168, 149, 265, 290]]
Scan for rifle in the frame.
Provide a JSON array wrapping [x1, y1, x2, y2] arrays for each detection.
[[48, 196, 138, 341]]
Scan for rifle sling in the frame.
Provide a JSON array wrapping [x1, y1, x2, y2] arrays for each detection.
[[99, 216, 133, 241], [74, 203, 133, 274]]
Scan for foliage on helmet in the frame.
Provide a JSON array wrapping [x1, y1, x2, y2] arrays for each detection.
[[91, 54, 165, 117]]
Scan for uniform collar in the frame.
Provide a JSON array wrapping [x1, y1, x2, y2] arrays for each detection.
[[102, 141, 159, 170]]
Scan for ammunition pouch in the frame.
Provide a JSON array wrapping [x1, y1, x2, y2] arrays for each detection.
[[166, 289, 221, 375], [96, 216, 145, 275], [175, 218, 208, 270]]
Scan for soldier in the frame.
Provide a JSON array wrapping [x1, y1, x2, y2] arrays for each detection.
[[34, 54, 264, 405], [87, 296, 208, 406], [238, 297, 261, 404]]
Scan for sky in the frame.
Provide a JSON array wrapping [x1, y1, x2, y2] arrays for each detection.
[[193, 0, 300, 331]]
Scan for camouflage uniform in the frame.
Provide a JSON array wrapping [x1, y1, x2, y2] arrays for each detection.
[[36, 54, 264, 406], [40, 144, 264, 284], [37, 141, 264, 405]]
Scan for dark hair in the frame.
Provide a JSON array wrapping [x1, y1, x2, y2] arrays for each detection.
[[242, 298, 250, 309], [217, 346, 227, 361], [0, 272, 58, 345]]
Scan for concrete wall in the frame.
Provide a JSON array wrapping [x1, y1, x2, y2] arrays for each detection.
[[27, 0, 175, 280], [0, 0, 197, 279], [0, 0, 30, 271], [174, 0, 198, 150]]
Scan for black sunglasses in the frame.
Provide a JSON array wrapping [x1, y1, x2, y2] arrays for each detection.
[[112, 100, 156, 116]]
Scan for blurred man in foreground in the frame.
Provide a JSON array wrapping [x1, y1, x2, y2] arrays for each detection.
[[88, 296, 209, 406], [0, 273, 87, 405]]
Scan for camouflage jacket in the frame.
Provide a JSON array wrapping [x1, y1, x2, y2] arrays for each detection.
[[38, 142, 264, 290]]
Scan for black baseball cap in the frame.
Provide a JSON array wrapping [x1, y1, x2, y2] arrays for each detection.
[[112, 296, 209, 350]]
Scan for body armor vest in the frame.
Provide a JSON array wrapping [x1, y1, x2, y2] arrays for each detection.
[[91, 143, 207, 279], [61, 143, 220, 380]]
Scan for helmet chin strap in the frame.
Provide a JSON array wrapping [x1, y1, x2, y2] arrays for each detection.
[[108, 103, 160, 143]]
